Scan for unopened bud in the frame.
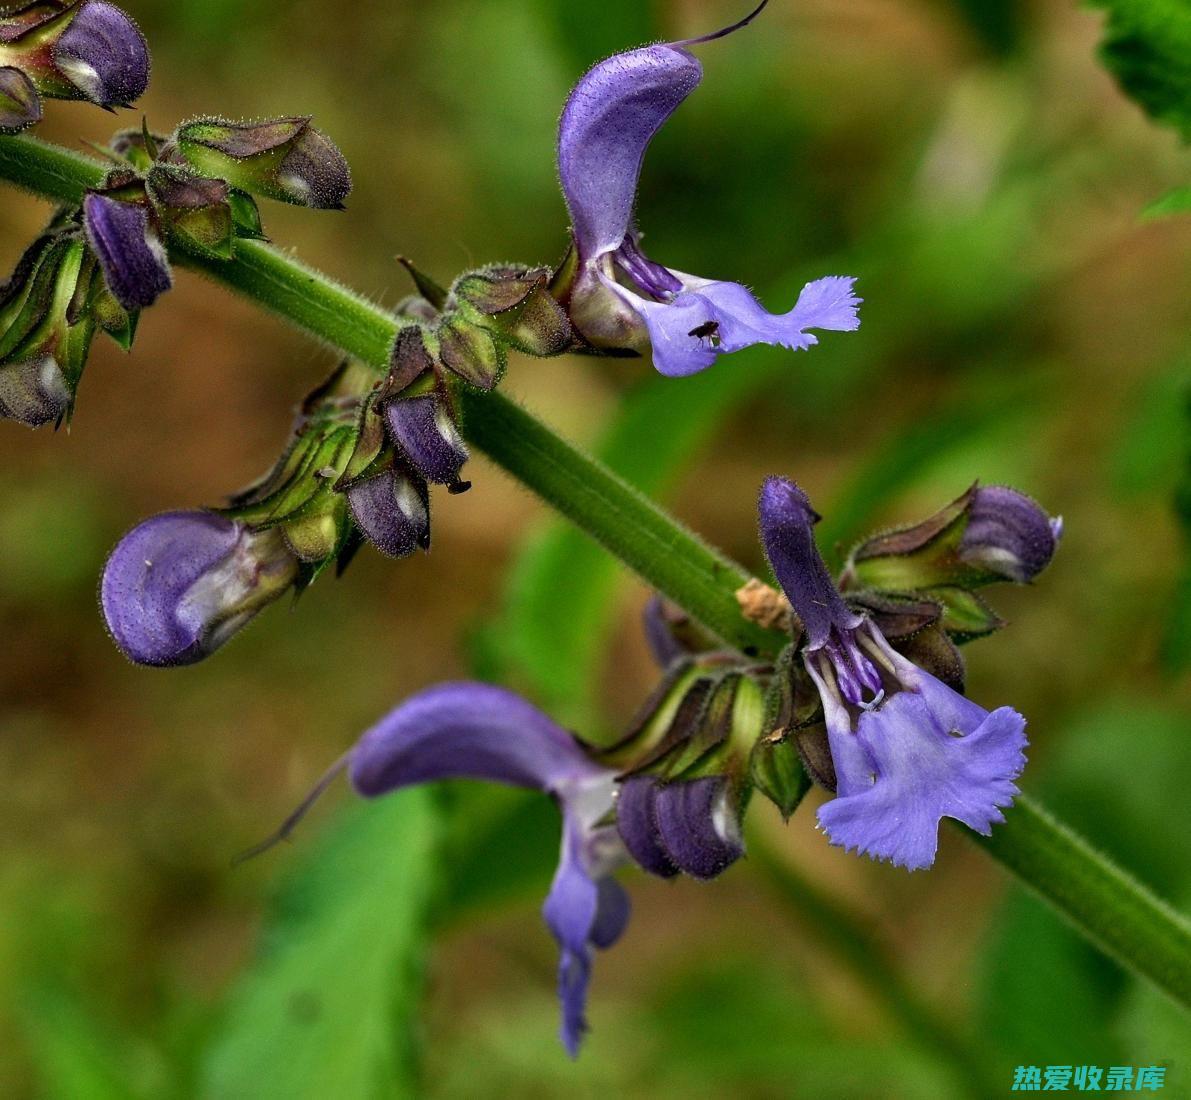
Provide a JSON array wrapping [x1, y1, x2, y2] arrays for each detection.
[[171, 116, 351, 210], [345, 465, 431, 558], [383, 394, 469, 486], [0, 65, 40, 132], [846, 483, 1060, 593], [82, 192, 171, 310], [101, 511, 299, 666], [0, 1, 148, 111], [51, 0, 149, 108], [0, 231, 95, 426]]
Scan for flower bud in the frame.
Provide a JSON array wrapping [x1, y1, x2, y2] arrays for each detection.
[[101, 511, 299, 666], [82, 192, 171, 310], [449, 265, 572, 359], [345, 465, 430, 558], [382, 394, 469, 487], [170, 116, 351, 210], [846, 483, 1059, 594], [616, 774, 744, 880], [0, 1, 148, 111], [960, 486, 1062, 583], [0, 231, 96, 427], [51, 0, 149, 108], [0, 65, 40, 132]]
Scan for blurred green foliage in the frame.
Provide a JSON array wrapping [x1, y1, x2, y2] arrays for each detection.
[[0, 0, 1189, 1097]]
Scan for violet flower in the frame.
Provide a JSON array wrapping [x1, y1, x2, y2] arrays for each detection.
[[758, 477, 1028, 869], [557, 1, 860, 376], [100, 510, 298, 666], [347, 682, 628, 1057]]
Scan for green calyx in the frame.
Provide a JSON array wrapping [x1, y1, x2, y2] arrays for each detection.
[[220, 360, 382, 577], [597, 656, 775, 797]]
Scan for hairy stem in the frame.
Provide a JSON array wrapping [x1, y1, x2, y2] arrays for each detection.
[[2, 131, 1189, 1011]]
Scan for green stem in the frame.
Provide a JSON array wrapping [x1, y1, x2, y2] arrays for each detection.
[[968, 794, 1191, 1005], [2, 132, 1189, 1011]]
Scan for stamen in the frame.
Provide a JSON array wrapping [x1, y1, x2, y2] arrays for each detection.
[[675, 0, 770, 47], [232, 752, 349, 864]]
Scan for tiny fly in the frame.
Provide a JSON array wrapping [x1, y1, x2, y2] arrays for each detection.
[[688, 320, 720, 346]]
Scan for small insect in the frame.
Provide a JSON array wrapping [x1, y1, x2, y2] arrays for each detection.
[[687, 320, 720, 346]]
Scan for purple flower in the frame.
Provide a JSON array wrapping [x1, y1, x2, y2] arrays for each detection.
[[348, 682, 629, 1056], [556, 2, 860, 376], [759, 477, 1028, 869], [52, 1, 150, 109], [100, 511, 299, 667], [82, 193, 171, 310]]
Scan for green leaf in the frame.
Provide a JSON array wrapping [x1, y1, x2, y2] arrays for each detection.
[[1142, 184, 1191, 219], [201, 790, 440, 1100], [1092, 0, 1191, 141], [17, 987, 144, 1100]]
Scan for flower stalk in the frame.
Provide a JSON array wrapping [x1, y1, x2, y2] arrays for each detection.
[[1, 130, 1188, 1010]]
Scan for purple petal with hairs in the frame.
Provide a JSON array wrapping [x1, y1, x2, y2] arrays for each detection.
[[83, 193, 171, 310], [614, 276, 860, 377], [53, 1, 149, 107], [100, 510, 296, 667], [758, 475, 863, 648], [383, 395, 468, 486], [559, 44, 702, 260], [346, 682, 626, 1058]]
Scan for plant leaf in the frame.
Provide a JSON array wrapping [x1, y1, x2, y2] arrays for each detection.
[[201, 790, 440, 1100]]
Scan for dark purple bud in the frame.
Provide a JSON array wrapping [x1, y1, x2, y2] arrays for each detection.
[[100, 511, 298, 667], [0, 66, 41, 132], [275, 125, 351, 210], [617, 775, 743, 880], [959, 486, 1060, 583], [615, 776, 679, 878], [344, 466, 430, 558], [0, 356, 70, 427], [758, 476, 862, 649], [82, 193, 171, 310], [52, 1, 150, 108], [652, 777, 744, 880], [383, 394, 468, 486], [384, 325, 435, 396]]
